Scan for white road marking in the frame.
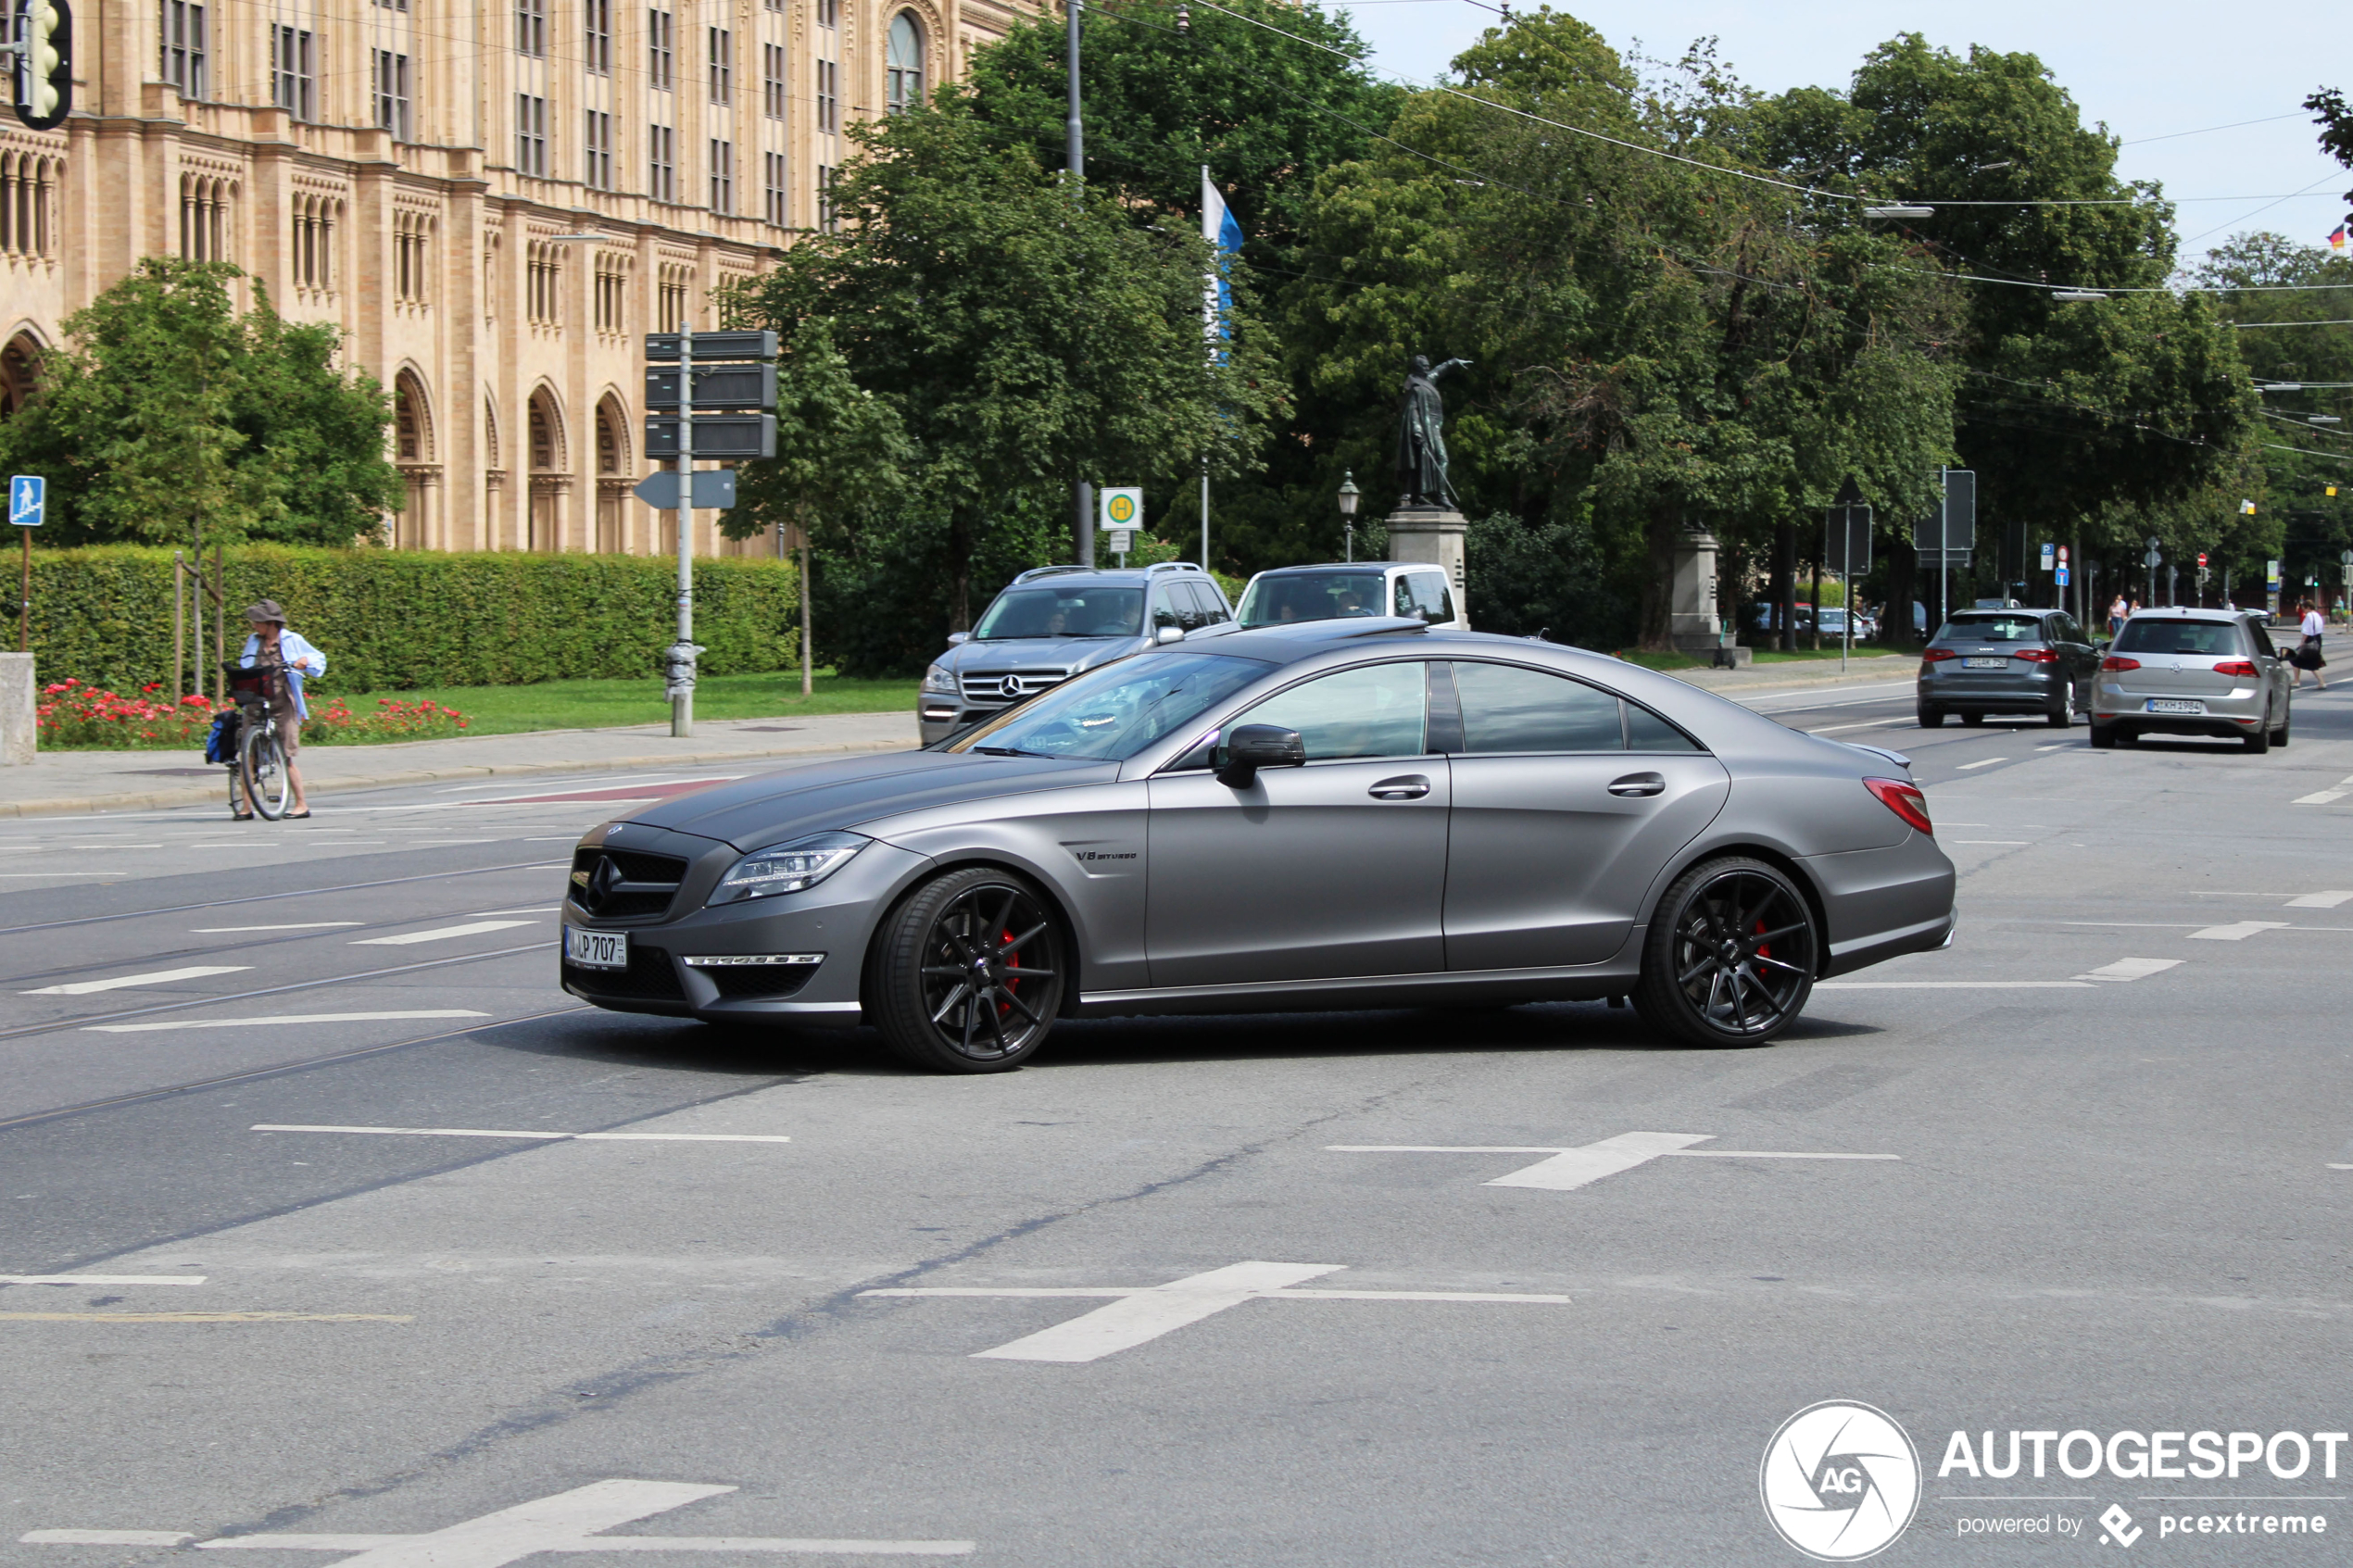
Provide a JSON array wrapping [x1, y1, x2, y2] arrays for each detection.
[[87, 1011, 491, 1034], [251, 1124, 791, 1143], [1806, 720, 1909, 734], [2186, 921, 2291, 941], [2073, 958, 2184, 982], [1327, 1132, 1896, 1190], [467, 907, 564, 916], [2288, 891, 2353, 909], [140, 1478, 975, 1560], [2293, 790, 2349, 806], [22, 1533, 195, 1547], [23, 965, 250, 996], [0, 1275, 205, 1286], [66, 844, 163, 850], [190, 922, 366, 933], [1954, 757, 2009, 771], [1951, 840, 2030, 846], [864, 1261, 1570, 1363], [349, 920, 538, 947], [2329, 1163, 2353, 1171], [1814, 981, 2095, 989], [2035, 744, 2070, 751]]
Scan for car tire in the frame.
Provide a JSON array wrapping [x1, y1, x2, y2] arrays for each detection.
[[1634, 856, 1819, 1049], [869, 866, 1067, 1073], [2045, 684, 2075, 728], [2088, 722, 2116, 749], [2243, 722, 2271, 755], [2273, 706, 2291, 747], [1959, 711, 1985, 725], [1917, 707, 1945, 728]]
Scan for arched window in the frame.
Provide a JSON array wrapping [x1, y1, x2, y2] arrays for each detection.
[[528, 390, 561, 471], [484, 393, 502, 469], [595, 396, 626, 473], [0, 332, 44, 418], [886, 13, 925, 114], [394, 372, 432, 461]]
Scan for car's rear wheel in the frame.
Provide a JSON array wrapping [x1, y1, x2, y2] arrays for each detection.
[[2243, 721, 2271, 755], [870, 867, 1066, 1073], [2088, 722, 2116, 749], [1917, 707, 1945, 728], [2275, 708, 2291, 747], [2045, 683, 2075, 728], [1634, 857, 1818, 1049]]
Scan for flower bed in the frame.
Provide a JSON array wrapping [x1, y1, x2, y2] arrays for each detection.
[[36, 682, 467, 749]]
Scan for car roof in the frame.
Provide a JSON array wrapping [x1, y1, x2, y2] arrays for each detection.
[[1004, 563, 1217, 589], [2125, 608, 2238, 622], [1252, 561, 1420, 576]]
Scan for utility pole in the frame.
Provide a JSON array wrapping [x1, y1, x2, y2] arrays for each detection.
[[1066, 0, 1093, 568], [673, 331, 696, 736]]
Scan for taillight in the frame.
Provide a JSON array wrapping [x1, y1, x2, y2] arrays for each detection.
[[2014, 647, 2060, 663], [1864, 777, 1932, 835], [2100, 655, 2140, 671], [1920, 648, 1957, 662], [2214, 659, 2259, 678]]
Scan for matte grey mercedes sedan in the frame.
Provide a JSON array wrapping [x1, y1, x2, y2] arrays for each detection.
[[561, 621, 1957, 1072]]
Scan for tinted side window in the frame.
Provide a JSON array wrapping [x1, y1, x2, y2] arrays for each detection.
[[1186, 582, 1229, 624], [1453, 662, 1624, 753], [2250, 621, 2278, 658], [1407, 572, 1453, 624], [1151, 592, 1185, 630], [1624, 701, 1702, 752], [1231, 661, 1428, 761]]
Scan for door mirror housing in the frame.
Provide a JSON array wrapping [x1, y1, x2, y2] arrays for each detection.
[[1155, 624, 1187, 646], [1215, 724, 1307, 789], [946, 632, 971, 646]]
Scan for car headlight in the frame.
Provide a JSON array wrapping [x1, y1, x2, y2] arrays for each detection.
[[921, 662, 958, 696], [708, 832, 871, 905]]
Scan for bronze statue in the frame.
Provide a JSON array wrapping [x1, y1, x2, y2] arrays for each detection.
[[1394, 353, 1471, 509]]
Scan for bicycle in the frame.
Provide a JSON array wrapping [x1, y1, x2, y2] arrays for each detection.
[[222, 659, 295, 821]]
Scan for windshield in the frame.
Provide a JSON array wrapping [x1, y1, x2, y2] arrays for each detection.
[[943, 651, 1271, 760], [1936, 615, 2042, 644], [2114, 619, 2243, 657], [1238, 571, 1391, 629], [972, 586, 1144, 641]]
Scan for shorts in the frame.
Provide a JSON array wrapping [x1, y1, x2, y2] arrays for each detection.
[[272, 712, 303, 760]]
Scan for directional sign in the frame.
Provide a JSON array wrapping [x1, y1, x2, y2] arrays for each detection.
[[8, 474, 43, 527], [1098, 486, 1142, 533], [645, 363, 778, 411], [644, 414, 775, 460], [643, 330, 778, 362], [631, 470, 737, 509]]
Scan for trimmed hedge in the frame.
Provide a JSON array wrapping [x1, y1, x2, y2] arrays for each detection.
[[18, 545, 799, 693]]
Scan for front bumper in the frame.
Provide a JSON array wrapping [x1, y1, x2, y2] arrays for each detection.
[[560, 827, 935, 1026]]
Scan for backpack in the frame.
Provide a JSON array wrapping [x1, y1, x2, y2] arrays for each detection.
[[204, 708, 241, 765]]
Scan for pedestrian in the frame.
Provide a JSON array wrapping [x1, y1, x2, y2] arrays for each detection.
[[2295, 599, 2328, 691], [2108, 594, 2127, 637], [232, 599, 325, 819]]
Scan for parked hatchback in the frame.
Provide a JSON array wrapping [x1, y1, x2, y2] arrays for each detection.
[[2090, 609, 2291, 752], [1235, 562, 1468, 631], [918, 562, 1234, 745], [1917, 608, 2100, 728]]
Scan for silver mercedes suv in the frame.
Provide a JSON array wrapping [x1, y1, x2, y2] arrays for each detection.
[[916, 562, 1234, 744]]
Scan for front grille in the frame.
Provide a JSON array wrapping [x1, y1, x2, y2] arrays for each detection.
[[703, 965, 817, 1000], [563, 943, 685, 1001], [958, 669, 1071, 708], [569, 847, 689, 920]]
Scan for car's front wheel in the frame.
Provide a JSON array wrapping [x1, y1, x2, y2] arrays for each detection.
[[2046, 683, 2076, 728], [870, 867, 1067, 1073], [1634, 857, 1819, 1048]]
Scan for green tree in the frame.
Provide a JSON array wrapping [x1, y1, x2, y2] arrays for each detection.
[[730, 95, 1288, 633], [0, 257, 400, 549]]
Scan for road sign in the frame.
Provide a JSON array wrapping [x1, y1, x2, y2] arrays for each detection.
[[9, 474, 43, 527], [2058, 546, 2070, 563], [643, 330, 778, 362], [2056, 566, 2070, 587], [1825, 504, 1871, 575], [1913, 469, 1975, 553], [1105, 529, 1135, 555], [631, 470, 736, 509], [1098, 487, 1142, 533], [2144, 546, 2162, 569], [2197, 552, 2208, 569], [644, 363, 777, 411], [644, 415, 775, 460]]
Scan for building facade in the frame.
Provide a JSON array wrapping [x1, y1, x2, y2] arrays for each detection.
[[0, 0, 1035, 556]]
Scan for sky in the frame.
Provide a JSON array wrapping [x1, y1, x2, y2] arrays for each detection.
[[1334, 0, 2352, 266]]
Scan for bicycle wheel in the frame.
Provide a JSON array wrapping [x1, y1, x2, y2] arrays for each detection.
[[239, 718, 293, 821]]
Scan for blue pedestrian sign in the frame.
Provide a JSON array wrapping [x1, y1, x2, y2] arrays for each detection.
[[9, 475, 43, 527]]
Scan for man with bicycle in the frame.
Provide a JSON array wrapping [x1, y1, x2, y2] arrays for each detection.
[[232, 599, 324, 820]]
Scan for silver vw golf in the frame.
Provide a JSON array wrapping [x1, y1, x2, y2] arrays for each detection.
[[561, 621, 1957, 1071]]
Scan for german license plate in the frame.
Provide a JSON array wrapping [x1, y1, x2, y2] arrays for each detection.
[[564, 926, 629, 970], [1962, 657, 2007, 669], [2145, 699, 2204, 716]]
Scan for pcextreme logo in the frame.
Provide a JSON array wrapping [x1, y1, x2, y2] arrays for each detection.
[[1761, 1400, 1923, 1561]]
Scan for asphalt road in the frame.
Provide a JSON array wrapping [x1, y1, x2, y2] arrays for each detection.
[[4, 671, 2350, 1565]]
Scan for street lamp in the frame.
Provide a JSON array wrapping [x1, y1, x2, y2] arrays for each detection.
[[1863, 204, 1934, 219], [1338, 470, 1360, 563], [2052, 289, 2108, 302]]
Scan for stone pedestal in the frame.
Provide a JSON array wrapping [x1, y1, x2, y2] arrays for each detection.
[[1668, 526, 1744, 660], [1386, 507, 1468, 619], [0, 652, 33, 765]]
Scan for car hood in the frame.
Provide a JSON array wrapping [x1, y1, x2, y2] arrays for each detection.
[[937, 635, 1138, 672], [624, 748, 1116, 851]]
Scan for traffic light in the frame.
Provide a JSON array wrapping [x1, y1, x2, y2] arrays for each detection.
[[11, 0, 72, 132]]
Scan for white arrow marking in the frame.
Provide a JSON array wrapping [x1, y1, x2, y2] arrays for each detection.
[[1327, 1133, 1898, 1191], [863, 1261, 1571, 1363]]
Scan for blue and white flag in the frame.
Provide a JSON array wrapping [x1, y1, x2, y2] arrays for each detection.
[[1202, 167, 1242, 344]]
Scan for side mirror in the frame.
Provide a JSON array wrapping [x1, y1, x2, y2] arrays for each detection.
[[946, 632, 971, 646], [1155, 624, 1186, 646], [1215, 724, 1306, 789]]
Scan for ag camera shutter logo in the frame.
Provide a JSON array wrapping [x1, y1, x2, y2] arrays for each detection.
[[1760, 1400, 1921, 1561]]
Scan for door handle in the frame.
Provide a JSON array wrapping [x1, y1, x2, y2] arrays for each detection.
[[1607, 771, 1666, 797], [1368, 774, 1430, 800]]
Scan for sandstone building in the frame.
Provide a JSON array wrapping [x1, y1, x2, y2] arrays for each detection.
[[0, 0, 1033, 555]]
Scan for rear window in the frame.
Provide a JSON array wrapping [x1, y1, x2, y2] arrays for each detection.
[[2113, 619, 2244, 657], [1937, 615, 2043, 643]]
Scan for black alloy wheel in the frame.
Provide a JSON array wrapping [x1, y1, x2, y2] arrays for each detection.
[[871, 867, 1066, 1073], [1634, 857, 1819, 1048]]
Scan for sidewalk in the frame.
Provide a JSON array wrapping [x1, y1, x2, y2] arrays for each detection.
[[1660, 653, 1916, 700], [0, 710, 920, 820]]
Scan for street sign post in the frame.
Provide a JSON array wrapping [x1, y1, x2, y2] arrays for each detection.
[[1913, 469, 1974, 635], [9, 473, 40, 653], [1099, 488, 1142, 566], [1824, 486, 1871, 671], [2267, 558, 2282, 618]]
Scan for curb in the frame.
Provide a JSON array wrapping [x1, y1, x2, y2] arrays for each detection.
[[0, 737, 918, 821], [1666, 661, 1915, 696]]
